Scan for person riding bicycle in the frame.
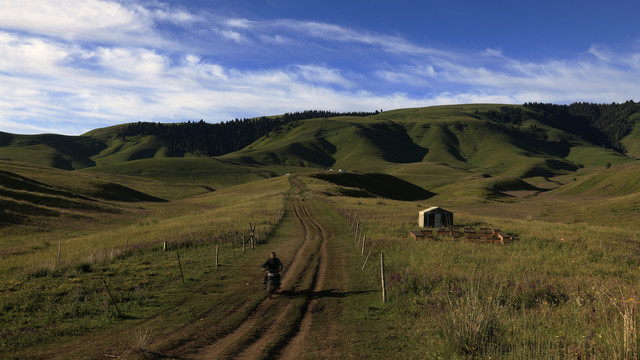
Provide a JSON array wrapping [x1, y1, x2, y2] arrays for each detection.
[[261, 251, 284, 289]]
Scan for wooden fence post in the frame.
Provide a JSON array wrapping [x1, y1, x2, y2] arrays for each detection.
[[177, 251, 185, 284], [362, 248, 373, 270], [354, 222, 359, 242], [216, 244, 219, 267], [242, 234, 246, 254], [102, 279, 122, 317], [249, 222, 255, 249], [381, 253, 386, 303], [57, 242, 61, 267], [362, 235, 366, 255]]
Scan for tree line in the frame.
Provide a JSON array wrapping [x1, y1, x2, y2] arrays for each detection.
[[118, 110, 379, 156], [485, 101, 640, 151]]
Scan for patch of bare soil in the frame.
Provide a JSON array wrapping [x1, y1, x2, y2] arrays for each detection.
[[279, 204, 328, 359]]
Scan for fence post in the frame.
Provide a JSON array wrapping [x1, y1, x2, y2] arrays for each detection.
[[249, 222, 255, 249], [102, 279, 122, 317], [216, 244, 219, 267], [362, 235, 366, 255], [381, 253, 386, 303], [362, 248, 373, 270], [242, 234, 246, 254], [354, 222, 359, 242], [177, 251, 185, 284], [57, 242, 61, 267]]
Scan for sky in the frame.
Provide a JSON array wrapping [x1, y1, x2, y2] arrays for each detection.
[[1, 0, 639, 135]]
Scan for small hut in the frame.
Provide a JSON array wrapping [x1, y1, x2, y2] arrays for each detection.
[[418, 206, 453, 228]]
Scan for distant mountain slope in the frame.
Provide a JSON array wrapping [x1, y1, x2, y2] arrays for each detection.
[[0, 132, 105, 170], [0, 161, 168, 228], [0, 104, 638, 184], [225, 104, 636, 179]]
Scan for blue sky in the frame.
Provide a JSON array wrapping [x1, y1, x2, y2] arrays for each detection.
[[1, 0, 639, 135]]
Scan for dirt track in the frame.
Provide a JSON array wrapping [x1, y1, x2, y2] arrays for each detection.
[[164, 199, 332, 359]]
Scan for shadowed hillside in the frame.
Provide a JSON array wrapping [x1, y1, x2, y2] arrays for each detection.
[[0, 161, 168, 227], [314, 172, 435, 201]]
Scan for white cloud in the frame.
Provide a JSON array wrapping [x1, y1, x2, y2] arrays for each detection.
[[96, 47, 169, 78], [221, 29, 245, 43], [1, 1, 640, 135], [0, 0, 195, 48], [0, 0, 145, 36], [225, 18, 254, 29], [294, 65, 352, 88]]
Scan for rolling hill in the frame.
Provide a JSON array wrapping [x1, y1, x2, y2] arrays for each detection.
[[1, 103, 640, 206]]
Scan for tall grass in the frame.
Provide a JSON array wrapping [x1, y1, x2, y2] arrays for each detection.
[[321, 184, 640, 358], [0, 176, 290, 355]]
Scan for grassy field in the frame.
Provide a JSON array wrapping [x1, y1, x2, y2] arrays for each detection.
[[0, 164, 290, 358], [4, 162, 640, 358], [3, 103, 640, 358], [305, 172, 640, 359]]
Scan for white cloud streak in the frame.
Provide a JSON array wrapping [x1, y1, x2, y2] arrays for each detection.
[[0, 1, 639, 135]]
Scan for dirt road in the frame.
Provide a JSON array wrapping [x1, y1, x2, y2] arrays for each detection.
[[163, 199, 336, 359]]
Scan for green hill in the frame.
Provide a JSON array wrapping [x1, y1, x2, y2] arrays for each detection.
[[82, 157, 276, 188], [226, 104, 628, 181], [0, 132, 104, 170], [0, 160, 169, 228], [2, 103, 640, 204], [554, 162, 640, 196]]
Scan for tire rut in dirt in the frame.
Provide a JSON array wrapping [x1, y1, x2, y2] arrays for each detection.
[[277, 201, 330, 359], [232, 201, 326, 359], [181, 200, 323, 359]]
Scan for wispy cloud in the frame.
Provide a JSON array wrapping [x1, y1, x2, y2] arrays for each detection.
[[0, 0, 639, 135]]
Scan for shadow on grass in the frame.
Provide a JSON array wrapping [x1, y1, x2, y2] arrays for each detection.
[[278, 288, 377, 299]]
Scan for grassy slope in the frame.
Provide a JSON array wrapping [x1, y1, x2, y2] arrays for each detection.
[[82, 157, 276, 189], [1, 104, 637, 194], [226, 104, 631, 181], [1, 175, 290, 358], [0, 132, 104, 170], [3, 153, 640, 359], [554, 161, 640, 196]]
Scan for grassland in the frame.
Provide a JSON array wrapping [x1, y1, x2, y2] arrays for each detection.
[[303, 169, 640, 359], [0, 162, 290, 358], [3, 103, 640, 358]]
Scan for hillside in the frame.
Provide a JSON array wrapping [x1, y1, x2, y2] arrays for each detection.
[[0, 160, 167, 229], [1, 103, 639, 198]]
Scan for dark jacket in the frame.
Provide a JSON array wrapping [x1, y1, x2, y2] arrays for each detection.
[[261, 257, 283, 273]]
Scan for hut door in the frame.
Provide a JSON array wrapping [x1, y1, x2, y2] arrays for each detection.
[[434, 213, 442, 228]]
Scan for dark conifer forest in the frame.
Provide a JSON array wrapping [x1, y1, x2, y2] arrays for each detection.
[[118, 103, 640, 157], [119, 110, 378, 156], [485, 101, 640, 151]]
